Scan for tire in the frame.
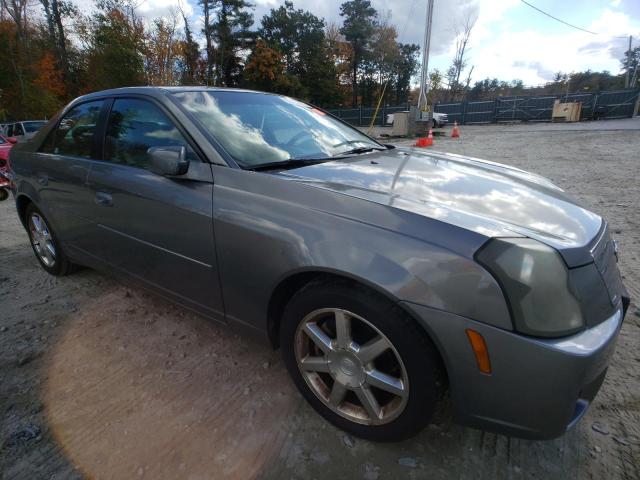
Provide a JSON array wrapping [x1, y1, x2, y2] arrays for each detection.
[[25, 204, 74, 276], [431, 119, 437, 129], [280, 279, 444, 442]]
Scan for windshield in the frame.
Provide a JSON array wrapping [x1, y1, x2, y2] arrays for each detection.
[[172, 91, 382, 168], [24, 121, 46, 133]]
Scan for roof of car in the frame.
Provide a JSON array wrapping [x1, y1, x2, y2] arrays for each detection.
[[77, 86, 275, 101]]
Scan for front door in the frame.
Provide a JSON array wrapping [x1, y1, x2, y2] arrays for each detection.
[[86, 97, 224, 321]]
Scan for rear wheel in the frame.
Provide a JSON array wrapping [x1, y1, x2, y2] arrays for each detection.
[[26, 204, 74, 276], [280, 279, 444, 441]]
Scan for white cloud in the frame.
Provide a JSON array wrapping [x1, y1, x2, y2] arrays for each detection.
[[432, 4, 640, 85]]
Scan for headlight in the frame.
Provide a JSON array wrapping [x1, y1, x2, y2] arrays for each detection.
[[477, 238, 583, 337]]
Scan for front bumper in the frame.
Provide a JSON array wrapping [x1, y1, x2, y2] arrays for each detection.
[[402, 299, 627, 439]]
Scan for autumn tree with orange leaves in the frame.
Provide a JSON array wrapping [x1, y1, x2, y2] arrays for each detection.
[[243, 40, 299, 94], [34, 51, 66, 98], [0, 0, 425, 121]]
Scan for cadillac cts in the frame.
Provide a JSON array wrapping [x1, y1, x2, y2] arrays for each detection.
[[8, 87, 629, 442]]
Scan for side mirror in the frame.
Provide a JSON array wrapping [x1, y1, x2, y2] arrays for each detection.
[[147, 146, 189, 176], [7, 137, 17, 144]]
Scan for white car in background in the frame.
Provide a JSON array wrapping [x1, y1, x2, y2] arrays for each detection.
[[5, 120, 47, 142], [431, 112, 448, 128], [386, 112, 449, 128]]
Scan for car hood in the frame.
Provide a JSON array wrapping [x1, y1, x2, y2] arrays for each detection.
[[275, 148, 602, 266]]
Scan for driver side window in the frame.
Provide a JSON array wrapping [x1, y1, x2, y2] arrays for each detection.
[[105, 98, 197, 170]]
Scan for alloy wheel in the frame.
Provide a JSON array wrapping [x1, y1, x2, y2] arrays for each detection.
[[29, 212, 56, 267], [294, 308, 409, 425]]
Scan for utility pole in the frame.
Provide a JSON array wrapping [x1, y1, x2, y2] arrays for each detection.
[[625, 35, 632, 88], [417, 0, 435, 113]]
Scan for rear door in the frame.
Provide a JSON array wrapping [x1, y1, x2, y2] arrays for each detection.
[[34, 100, 106, 250], [85, 96, 224, 320]]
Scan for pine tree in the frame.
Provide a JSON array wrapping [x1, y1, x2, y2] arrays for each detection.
[[200, 0, 253, 87], [179, 10, 201, 85], [339, 0, 377, 106]]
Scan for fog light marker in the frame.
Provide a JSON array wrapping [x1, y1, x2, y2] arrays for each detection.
[[465, 329, 492, 374]]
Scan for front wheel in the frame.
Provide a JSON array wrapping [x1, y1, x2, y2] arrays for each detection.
[[280, 279, 444, 442]]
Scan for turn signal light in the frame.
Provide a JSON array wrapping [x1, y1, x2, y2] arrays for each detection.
[[465, 329, 492, 374]]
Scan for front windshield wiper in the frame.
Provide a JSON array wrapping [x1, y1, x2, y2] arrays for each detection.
[[335, 146, 386, 156], [247, 158, 334, 172], [247, 146, 387, 172]]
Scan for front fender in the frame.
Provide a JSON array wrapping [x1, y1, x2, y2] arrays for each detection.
[[212, 166, 512, 333], [270, 238, 512, 332]]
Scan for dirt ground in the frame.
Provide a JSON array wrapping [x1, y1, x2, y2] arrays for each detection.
[[1, 119, 639, 480]]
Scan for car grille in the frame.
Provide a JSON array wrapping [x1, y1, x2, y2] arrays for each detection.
[[591, 225, 624, 306]]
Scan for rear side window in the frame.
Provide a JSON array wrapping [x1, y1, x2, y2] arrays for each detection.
[[44, 101, 104, 158], [105, 98, 196, 169]]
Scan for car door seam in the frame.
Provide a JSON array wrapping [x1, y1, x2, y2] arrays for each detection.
[[96, 223, 213, 268]]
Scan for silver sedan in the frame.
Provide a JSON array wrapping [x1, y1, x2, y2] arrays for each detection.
[[7, 87, 629, 441]]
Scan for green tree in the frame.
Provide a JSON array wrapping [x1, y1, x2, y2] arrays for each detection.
[[203, 0, 254, 87], [199, 0, 215, 84], [83, 0, 146, 91], [394, 43, 420, 105], [258, 1, 339, 105], [39, 0, 73, 83], [621, 46, 639, 86], [365, 18, 399, 105], [622, 47, 639, 72], [339, 0, 377, 106], [179, 8, 201, 85], [0, 7, 66, 119], [243, 39, 298, 93]]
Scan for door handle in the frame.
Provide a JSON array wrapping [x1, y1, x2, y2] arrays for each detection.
[[94, 191, 113, 207], [37, 174, 48, 186]]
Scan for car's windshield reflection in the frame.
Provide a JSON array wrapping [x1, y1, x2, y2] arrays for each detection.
[[173, 91, 381, 167]]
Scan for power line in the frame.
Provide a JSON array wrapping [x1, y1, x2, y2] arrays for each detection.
[[519, 0, 597, 34], [519, 0, 628, 38]]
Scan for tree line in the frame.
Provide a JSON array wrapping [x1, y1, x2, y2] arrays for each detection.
[[0, 0, 635, 121], [0, 0, 421, 121], [418, 68, 632, 106]]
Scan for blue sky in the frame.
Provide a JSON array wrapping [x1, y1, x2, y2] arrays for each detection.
[[134, 0, 640, 86]]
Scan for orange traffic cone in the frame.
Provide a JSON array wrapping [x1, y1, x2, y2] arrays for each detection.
[[451, 121, 460, 138], [415, 128, 434, 147]]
